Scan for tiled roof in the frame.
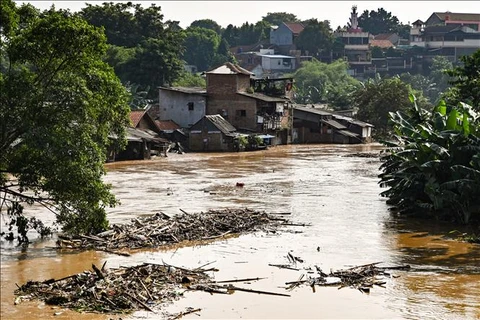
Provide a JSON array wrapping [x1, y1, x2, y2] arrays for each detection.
[[129, 110, 146, 127], [433, 12, 480, 22], [370, 39, 394, 48], [155, 120, 181, 131], [284, 22, 305, 35], [321, 119, 347, 130], [206, 62, 253, 75]]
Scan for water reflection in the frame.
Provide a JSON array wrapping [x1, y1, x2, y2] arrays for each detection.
[[1, 144, 479, 320]]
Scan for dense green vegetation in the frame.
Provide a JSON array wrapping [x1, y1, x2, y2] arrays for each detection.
[[354, 75, 431, 138], [0, 0, 131, 241], [379, 52, 480, 225], [290, 59, 360, 110], [79, 2, 185, 97]]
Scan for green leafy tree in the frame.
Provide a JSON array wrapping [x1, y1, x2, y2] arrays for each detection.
[[445, 49, 480, 109], [354, 75, 430, 137], [236, 21, 268, 45], [172, 71, 206, 88], [0, 3, 131, 241], [295, 19, 334, 58], [291, 59, 360, 110], [190, 19, 222, 35], [222, 24, 239, 48], [400, 56, 453, 104], [429, 56, 453, 97], [261, 12, 299, 26], [120, 35, 185, 91], [80, 3, 185, 97], [358, 8, 401, 36], [183, 26, 220, 72]]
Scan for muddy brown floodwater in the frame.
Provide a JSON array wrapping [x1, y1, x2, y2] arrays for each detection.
[[1, 144, 479, 320]]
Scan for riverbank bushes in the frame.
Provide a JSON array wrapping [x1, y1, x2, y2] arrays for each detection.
[[379, 95, 480, 224]]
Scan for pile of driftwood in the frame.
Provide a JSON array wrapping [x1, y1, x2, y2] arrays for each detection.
[[285, 262, 410, 293], [14, 261, 213, 314], [14, 261, 293, 316], [57, 208, 299, 254]]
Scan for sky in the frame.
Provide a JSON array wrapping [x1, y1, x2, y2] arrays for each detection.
[[18, 1, 479, 29]]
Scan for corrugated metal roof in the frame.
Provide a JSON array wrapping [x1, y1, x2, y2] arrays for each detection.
[[336, 130, 359, 138], [206, 62, 253, 75], [321, 119, 347, 130], [333, 114, 374, 127], [237, 92, 289, 102], [284, 22, 305, 35], [130, 110, 146, 127], [293, 105, 332, 116], [159, 86, 206, 94], [205, 115, 237, 135], [155, 120, 181, 131], [257, 54, 296, 59]]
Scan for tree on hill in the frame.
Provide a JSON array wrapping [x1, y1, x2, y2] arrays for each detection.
[[190, 18, 222, 35], [291, 59, 360, 110], [358, 8, 406, 37], [0, 1, 131, 242], [183, 26, 221, 72], [262, 12, 299, 26], [295, 19, 334, 59], [80, 2, 185, 97], [353, 75, 431, 137]]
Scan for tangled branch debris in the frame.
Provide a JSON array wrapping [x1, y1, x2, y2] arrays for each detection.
[[285, 262, 410, 293], [57, 208, 300, 254], [14, 262, 213, 314]]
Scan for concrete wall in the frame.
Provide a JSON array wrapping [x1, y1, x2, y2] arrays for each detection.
[[158, 90, 206, 128], [262, 57, 296, 71]]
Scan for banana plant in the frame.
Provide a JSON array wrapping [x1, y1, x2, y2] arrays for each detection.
[[379, 97, 480, 223]]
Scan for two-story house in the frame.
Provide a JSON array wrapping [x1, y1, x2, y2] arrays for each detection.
[[334, 6, 372, 78], [205, 62, 294, 144], [157, 86, 207, 128], [425, 12, 480, 30], [410, 12, 480, 62], [270, 22, 304, 55]]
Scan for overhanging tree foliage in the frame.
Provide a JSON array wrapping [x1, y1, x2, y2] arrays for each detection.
[[0, 2, 131, 242], [80, 2, 185, 97]]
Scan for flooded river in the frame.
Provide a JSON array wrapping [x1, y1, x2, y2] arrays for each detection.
[[1, 144, 479, 319]]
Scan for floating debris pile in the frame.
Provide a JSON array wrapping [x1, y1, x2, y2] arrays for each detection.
[[14, 262, 213, 314], [57, 208, 301, 253], [285, 262, 410, 293]]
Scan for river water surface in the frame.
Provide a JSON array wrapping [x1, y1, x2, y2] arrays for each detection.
[[1, 144, 479, 319]]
